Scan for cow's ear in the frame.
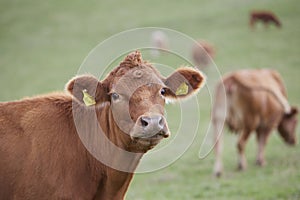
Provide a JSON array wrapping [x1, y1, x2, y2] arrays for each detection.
[[164, 67, 206, 99], [287, 106, 298, 117], [66, 75, 109, 106]]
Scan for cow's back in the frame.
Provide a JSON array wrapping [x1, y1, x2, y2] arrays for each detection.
[[221, 70, 285, 133]]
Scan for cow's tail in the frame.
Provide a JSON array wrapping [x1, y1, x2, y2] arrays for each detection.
[[212, 80, 227, 177]]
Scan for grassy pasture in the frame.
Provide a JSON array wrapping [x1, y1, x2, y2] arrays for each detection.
[[0, 0, 299, 199]]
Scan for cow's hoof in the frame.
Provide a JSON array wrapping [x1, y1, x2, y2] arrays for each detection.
[[215, 171, 222, 178], [256, 159, 266, 167], [237, 163, 246, 171]]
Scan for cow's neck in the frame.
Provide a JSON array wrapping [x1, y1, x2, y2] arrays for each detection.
[[85, 103, 144, 199]]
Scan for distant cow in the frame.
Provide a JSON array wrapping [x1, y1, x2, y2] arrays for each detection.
[[0, 51, 205, 199], [192, 40, 215, 68], [213, 69, 297, 177], [250, 11, 281, 29], [150, 30, 169, 57]]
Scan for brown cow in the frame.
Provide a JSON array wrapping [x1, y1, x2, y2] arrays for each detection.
[[150, 30, 169, 58], [213, 69, 297, 177], [0, 51, 206, 199], [249, 11, 281, 29], [192, 40, 215, 68]]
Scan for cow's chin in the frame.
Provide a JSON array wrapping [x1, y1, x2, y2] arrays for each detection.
[[132, 135, 163, 151], [129, 129, 170, 152]]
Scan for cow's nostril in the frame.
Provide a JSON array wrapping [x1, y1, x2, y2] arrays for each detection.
[[140, 115, 165, 131], [141, 117, 149, 127], [158, 117, 164, 127]]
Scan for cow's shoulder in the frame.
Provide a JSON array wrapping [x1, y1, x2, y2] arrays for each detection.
[[0, 92, 73, 136], [0, 92, 72, 115]]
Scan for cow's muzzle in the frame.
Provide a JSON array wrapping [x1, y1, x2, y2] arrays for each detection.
[[131, 114, 170, 139]]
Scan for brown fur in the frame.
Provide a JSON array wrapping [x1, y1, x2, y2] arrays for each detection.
[[192, 40, 215, 68], [213, 69, 297, 177], [150, 30, 169, 57], [0, 51, 205, 199], [250, 11, 281, 29]]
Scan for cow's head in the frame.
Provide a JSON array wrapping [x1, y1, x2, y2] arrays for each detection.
[[67, 51, 205, 152], [278, 106, 298, 145]]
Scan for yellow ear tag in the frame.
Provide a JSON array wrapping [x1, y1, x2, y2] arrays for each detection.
[[82, 89, 96, 106], [175, 82, 189, 96]]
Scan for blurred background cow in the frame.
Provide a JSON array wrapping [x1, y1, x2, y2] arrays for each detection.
[[191, 40, 215, 68], [250, 10, 282, 29], [213, 69, 298, 177], [150, 30, 169, 58]]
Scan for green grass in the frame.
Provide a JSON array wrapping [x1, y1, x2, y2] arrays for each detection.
[[1, 0, 300, 199]]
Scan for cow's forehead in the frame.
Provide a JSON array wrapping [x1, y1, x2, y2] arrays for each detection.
[[111, 65, 165, 94]]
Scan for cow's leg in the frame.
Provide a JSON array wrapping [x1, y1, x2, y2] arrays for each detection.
[[237, 130, 251, 170], [213, 122, 223, 177], [255, 128, 271, 166], [212, 82, 227, 177]]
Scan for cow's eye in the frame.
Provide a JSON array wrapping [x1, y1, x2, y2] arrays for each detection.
[[111, 93, 120, 101], [160, 88, 166, 96]]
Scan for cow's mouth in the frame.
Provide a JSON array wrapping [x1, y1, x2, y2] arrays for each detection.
[[141, 130, 170, 139], [131, 128, 170, 140], [130, 115, 170, 140], [128, 114, 170, 151], [131, 130, 170, 150], [130, 128, 170, 150], [285, 137, 296, 146], [132, 130, 170, 144]]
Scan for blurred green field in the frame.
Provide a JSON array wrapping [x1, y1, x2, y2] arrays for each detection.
[[0, 0, 299, 199]]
